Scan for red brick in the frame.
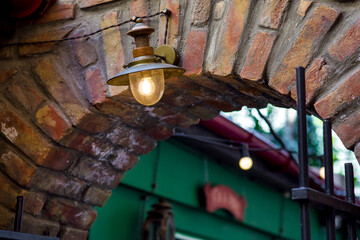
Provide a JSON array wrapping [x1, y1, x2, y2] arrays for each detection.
[[42, 146, 79, 171], [101, 12, 127, 97], [36, 3, 75, 23], [206, 0, 251, 76], [0, 142, 36, 187], [76, 112, 111, 133], [22, 191, 45, 216], [333, 111, 360, 149], [291, 58, 332, 105], [78, 0, 114, 8], [18, 26, 74, 56], [72, 35, 98, 67], [192, 0, 211, 26], [146, 124, 174, 141], [70, 157, 124, 188], [84, 67, 106, 104], [61, 131, 114, 159], [0, 69, 17, 84], [0, 100, 52, 165], [183, 28, 207, 75], [0, 204, 13, 230], [161, 88, 200, 107], [45, 198, 97, 230], [260, 0, 289, 29], [130, 0, 148, 17], [269, 5, 339, 94], [60, 226, 88, 240], [297, 0, 312, 17], [7, 76, 44, 113], [0, 46, 15, 59], [109, 149, 139, 172], [161, 113, 199, 128], [328, 18, 360, 62], [35, 59, 89, 125], [187, 103, 219, 121], [315, 69, 360, 119], [82, 187, 112, 207], [240, 31, 276, 81], [159, 0, 180, 47], [0, 172, 22, 210], [30, 168, 86, 199], [21, 214, 60, 237], [36, 104, 72, 141]]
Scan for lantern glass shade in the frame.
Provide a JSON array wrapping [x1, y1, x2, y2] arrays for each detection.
[[129, 69, 165, 106]]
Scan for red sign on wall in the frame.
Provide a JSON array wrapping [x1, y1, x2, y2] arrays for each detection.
[[204, 183, 247, 222]]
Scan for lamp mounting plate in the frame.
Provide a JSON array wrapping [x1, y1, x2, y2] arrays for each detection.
[[155, 45, 180, 66]]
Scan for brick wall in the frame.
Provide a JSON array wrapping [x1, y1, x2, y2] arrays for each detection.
[[0, 0, 360, 239]]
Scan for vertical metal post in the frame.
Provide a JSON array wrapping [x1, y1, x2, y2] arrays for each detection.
[[296, 66, 311, 240], [323, 119, 336, 240], [14, 196, 24, 232], [345, 163, 357, 240]]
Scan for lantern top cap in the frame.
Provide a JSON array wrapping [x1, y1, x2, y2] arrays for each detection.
[[127, 18, 155, 37]]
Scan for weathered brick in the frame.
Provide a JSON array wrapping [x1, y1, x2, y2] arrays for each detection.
[[146, 124, 174, 141], [161, 88, 200, 107], [355, 142, 360, 164], [0, 100, 52, 165], [7, 76, 44, 113], [21, 214, 60, 237], [72, 36, 98, 67], [328, 18, 360, 63], [159, 0, 180, 47], [42, 146, 79, 171], [71, 157, 124, 188], [36, 3, 75, 23], [45, 198, 97, 230], [130, 0, 148, 17], [107, 126, 156, 155], [0, 47, 15, 59], [22, 191, 45, 216], [101, 12, 128, 97], [76, 112, 111, 133], [161, 113, 199, 128], [291, 58, 332, 105], [315, 69, 360, 119], [334, 111, 360, 149], [35, 59, 89, 125], [109, 149, 139, 172], [78, 0, 114, 8], [0, 204, 13, 230], [183, 28, 207, 75], [240, 31, 276, 81], [84, 67, 106, 104], [260, 0, 289, 29], [61, 131, 114, 159], [82, 187, 112, 207], [206, 0, 250, 76], [36, 104, 72, 141], [269, 5, 339, 94], [0, 142, 35, 187], [187, 103, 219, 121], [0, 172, 22, 210], [0, 69, 17, 84], [192, 0, 211, 26], [297, 0, 312, 17], [30, 168, 86, 199], [60, 226, 89, 240], [19, 26, 74, 56]]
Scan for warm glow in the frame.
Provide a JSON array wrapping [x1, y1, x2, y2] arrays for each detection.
[[138, 77, 156, 96], [239, 156, 253, 170], [319, 166, 325, 179]]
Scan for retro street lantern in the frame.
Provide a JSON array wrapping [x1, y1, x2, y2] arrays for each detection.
[[107, 17, 185, 106]]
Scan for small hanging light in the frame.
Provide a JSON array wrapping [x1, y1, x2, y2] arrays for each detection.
[[239, 143, 253, 171], [107, 12, 185, 106]]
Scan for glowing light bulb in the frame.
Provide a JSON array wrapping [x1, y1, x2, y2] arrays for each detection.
[[239, 156, 253, 170], [138, 77, 155, 96], [319, 166, 325, 179]]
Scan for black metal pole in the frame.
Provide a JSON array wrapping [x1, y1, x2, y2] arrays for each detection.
[[345, 163, 357, 240], [14, 196, 24, 232], [296, 66, 311, 240], [323, 119, 336, 240]]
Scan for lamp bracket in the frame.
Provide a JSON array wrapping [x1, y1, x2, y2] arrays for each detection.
[[154, 45, 180, 65]]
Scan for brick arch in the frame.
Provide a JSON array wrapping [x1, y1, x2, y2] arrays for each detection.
[[0, 0, 360, 238]]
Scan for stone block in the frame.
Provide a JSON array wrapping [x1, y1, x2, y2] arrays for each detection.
[[297, 0, 312, 17], [240, 31, 276, 81], [269, 5, 339, 94], [82, 187, 112, 206], [260, 0, 289, 29], [192, 0, 211, 26], [315, 69, 360, 119], [72, 37, 98, 67]]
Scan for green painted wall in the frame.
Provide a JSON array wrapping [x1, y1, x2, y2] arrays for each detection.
[[90, 140, 343, 240]]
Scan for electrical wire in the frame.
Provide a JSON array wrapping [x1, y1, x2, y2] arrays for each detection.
[[0, 10, 168, 47]]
